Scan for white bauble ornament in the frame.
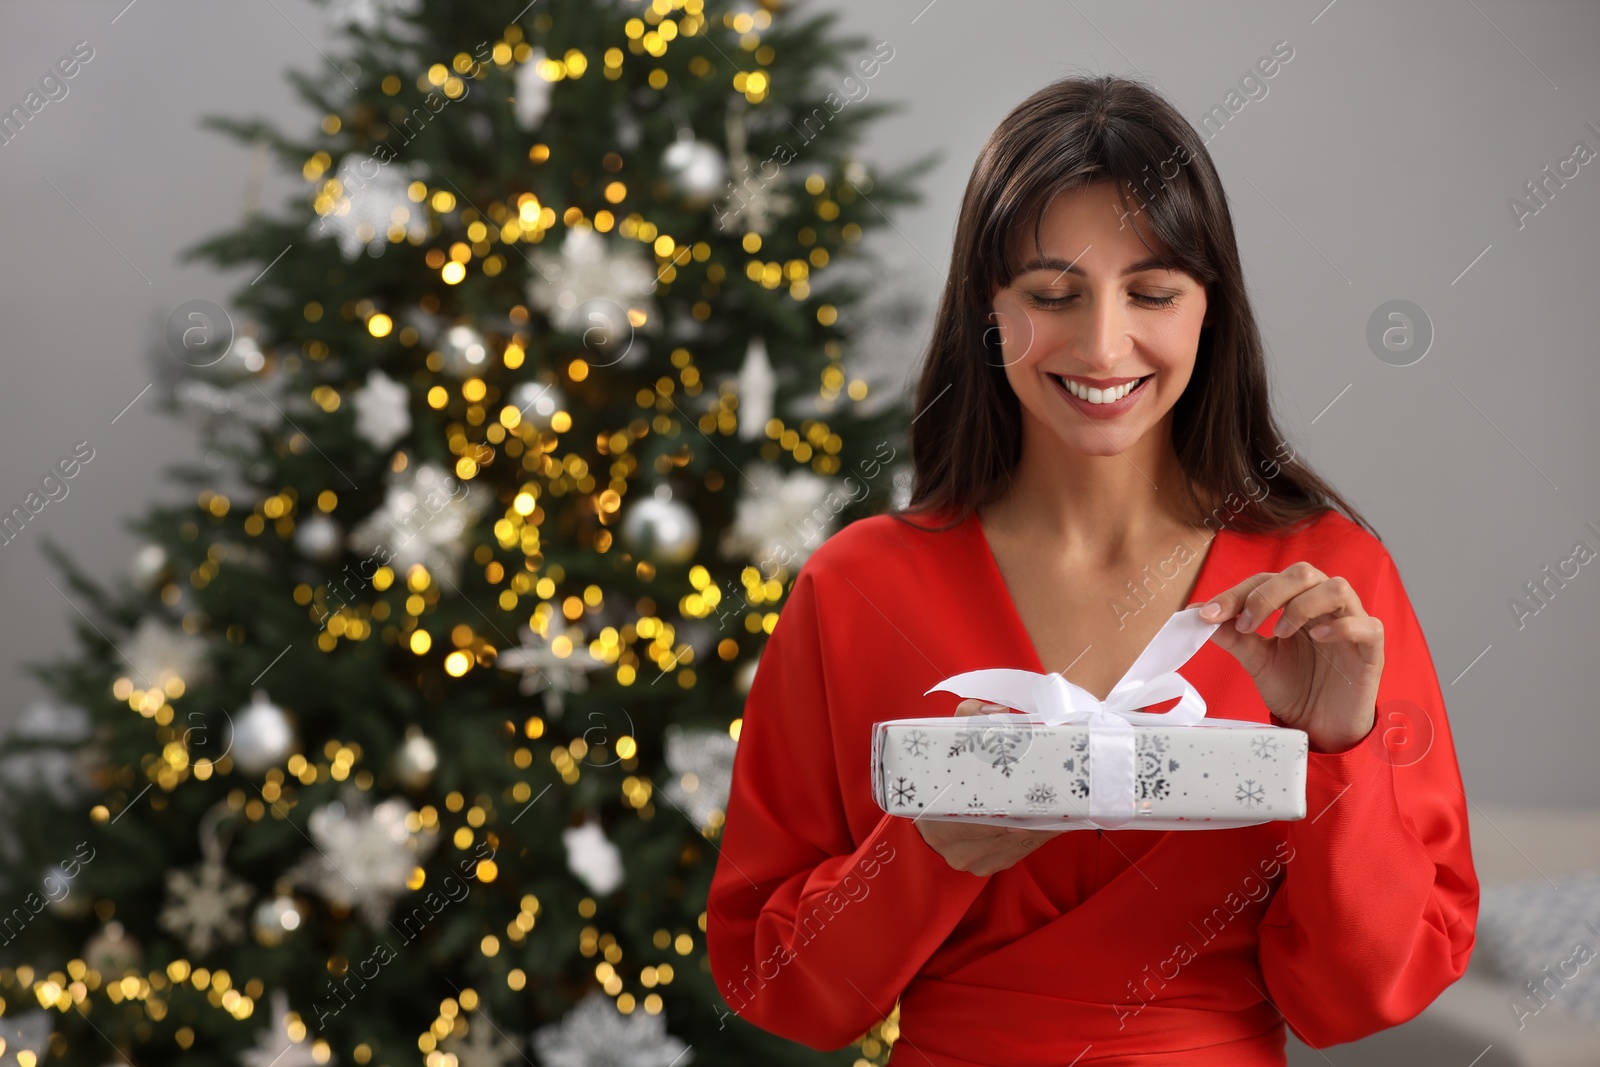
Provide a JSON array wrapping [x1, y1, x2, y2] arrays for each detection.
[[508, 380, 565, 430], [251, 892, 306, 948], [394, 726, 438, 789], [293, 514, 343, 563], [129, 544, 168, 589], [352, 368, 412, 450], [227, 690, 296, 776], [513, 48, 553, 129], [84, 921, 142, 975], [662, 128, 727, 204], [563, 819, 623, 896], [442, 324, 491, 376], [620, 484, 700, 565]]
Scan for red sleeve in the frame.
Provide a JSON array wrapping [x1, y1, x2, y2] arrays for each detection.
[[705, 559, 990, 1050], [1257, 544, 1480, 1047]]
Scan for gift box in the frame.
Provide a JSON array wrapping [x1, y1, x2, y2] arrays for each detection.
[[871, 607, 1308, 831]]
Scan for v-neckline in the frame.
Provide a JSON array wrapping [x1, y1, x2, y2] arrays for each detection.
[[966, 509, 1229, 681]]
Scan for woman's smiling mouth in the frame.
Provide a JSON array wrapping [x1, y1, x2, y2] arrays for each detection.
[[1047, 372, 1152, 414]]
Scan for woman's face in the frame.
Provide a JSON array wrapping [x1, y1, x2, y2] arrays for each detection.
[[990, 180, 1210, 461]]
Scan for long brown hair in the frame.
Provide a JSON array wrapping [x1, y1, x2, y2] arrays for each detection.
[[895, 73, 1376, 540]]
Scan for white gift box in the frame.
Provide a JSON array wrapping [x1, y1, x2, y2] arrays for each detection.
[[871, 608, 1309, 831]]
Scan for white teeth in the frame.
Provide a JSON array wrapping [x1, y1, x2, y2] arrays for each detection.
[[1059, 376, 1144, 404]]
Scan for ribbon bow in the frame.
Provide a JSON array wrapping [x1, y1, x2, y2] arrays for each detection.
[[923, 606, 1222, 827]]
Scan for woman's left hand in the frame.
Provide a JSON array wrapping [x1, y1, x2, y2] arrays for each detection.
[[1190, 562, 1383, 754]]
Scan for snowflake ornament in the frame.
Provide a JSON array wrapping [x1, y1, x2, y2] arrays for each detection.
[[159, 854, 254, 955], [526, 227, 658, 344], [346, 462, 487, 585], [495, 629, 605, 715], [316, 153, 427, 260], [241, 989, 324, 1067], [661, 725, 737, 830], [532, 991, 692, 1067], [351, 369, 411, 450], [0, 1010, 53, 1067], [122, 618, 210, 692], [287, 791, 437, 926], [719, 464, 835, 570]]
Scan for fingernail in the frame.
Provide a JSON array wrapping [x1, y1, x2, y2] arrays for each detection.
[[1200, 601, 1221, 620], [1272, 617, 1291, 638], [1235, 611, 1253, 632], [979, 702, 1006, 712]]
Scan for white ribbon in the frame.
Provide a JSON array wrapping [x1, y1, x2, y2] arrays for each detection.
[[923, 606, 1224, 827]]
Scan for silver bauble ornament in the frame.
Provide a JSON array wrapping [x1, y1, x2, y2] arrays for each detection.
[[620, 485, 700, 566], [394, 726, 438, 789], [293, 514, 343, 563], [84, 921, 143, 975], [227, 690, 296, 776], [663, 129, 727, 204], [509, 380, 566, 430], [441, 324, 491, 377], [251, 892, 306, 948]]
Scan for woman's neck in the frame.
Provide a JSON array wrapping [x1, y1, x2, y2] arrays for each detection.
[[982, 416, 1202, 560]]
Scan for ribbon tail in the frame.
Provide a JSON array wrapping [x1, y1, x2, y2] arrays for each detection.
[[1111, 606, 1220, 694], [924, 669, 1048, 718]]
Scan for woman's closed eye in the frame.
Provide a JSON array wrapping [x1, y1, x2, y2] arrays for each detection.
[[1025, 291, 1178, 310]]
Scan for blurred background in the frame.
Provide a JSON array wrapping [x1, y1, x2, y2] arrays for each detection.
[[2, 2, 1598, 1065]]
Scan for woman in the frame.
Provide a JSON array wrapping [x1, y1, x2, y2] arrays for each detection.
[[705, 74, 1477, 1066]]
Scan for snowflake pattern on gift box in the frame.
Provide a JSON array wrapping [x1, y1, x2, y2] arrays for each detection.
[[889, 777, 917, 809], [901, 729, 931, 758], [947, 725, 1029, 777], [1250, 735, 1279, 760], [1236, 779, 1266, 808], [1063, 733, 1180, 801], [1024, 782, 1058, 812]]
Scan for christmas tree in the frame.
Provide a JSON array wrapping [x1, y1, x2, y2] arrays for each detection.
[[0, 0, 928, 1063]]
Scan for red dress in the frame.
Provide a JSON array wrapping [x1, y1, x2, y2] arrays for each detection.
[[705, 507, 1478, 1066]]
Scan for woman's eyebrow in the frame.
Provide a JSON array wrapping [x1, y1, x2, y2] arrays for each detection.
[[1018, 254, 1184, 281]]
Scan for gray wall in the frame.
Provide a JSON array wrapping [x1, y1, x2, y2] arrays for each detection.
[[3, 1, 1597, 806]]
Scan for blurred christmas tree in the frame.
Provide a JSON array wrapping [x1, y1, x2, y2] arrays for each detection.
[[0, 0, 929, 1064]]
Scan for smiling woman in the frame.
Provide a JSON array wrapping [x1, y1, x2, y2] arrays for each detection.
[[707, 74, 1477, 1067]]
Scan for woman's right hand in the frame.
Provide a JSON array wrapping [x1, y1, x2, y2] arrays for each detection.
[[911, 698, 1069, 876]]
